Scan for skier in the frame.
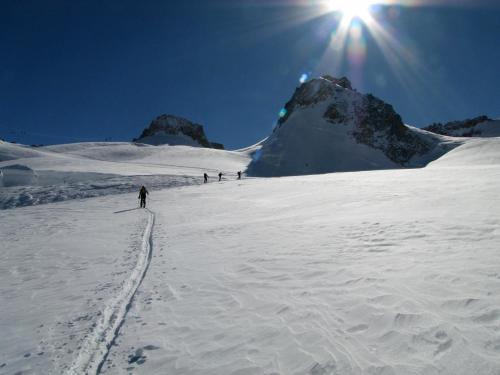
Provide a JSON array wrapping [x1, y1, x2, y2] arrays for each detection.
[[218, 172, 223, 182], [204, 173, 208, 183], [237, 171, 242, 180], [138, 185, 149, 208]]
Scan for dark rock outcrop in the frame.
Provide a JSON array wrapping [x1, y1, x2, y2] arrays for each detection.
[[423, 115, 492, 137], [134, 114, 224, 149], [353, 94, 432, 165], [210, 142, 225, 150]]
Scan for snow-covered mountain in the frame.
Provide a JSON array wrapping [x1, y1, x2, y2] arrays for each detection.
[[247, 76, 460, 177], [423, 115, 500, 137], [134, 114, 224, 149]]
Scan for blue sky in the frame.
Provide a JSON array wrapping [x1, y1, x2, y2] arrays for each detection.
[[1, 0, 499, 149]]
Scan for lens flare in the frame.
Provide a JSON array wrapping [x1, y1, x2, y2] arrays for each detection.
[[299, 73, 309, 83], [347, 21, 367, 66], [279, 108, 288, 118]]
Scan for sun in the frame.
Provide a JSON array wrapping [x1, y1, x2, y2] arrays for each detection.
[[327, 0, 377, 22]]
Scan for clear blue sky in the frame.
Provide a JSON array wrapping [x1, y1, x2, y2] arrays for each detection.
[[1, 0, 499, 148]]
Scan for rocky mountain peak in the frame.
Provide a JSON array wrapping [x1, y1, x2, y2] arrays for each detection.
[[277, 76, 351, 126], [247, 75, 454, 177], [278, 76, 433, 163], [134, 114, 224, 149]]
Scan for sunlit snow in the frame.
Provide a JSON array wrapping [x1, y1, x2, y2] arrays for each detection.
[[1, 138, 500, 374]]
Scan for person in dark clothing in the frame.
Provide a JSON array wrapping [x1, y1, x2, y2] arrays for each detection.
[[204, 173, 208, 183], [237, 171, 242, 180], [138, 186, 149, 208], [218, 172, 223, 182]]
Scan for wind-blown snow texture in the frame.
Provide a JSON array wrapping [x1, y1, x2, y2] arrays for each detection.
[[1, 138, 500, 374]]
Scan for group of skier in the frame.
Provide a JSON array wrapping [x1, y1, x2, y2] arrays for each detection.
[[204, 171, 242, 183], [138, 171, 243, 208]]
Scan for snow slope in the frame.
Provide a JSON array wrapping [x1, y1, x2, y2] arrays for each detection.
[[135, 133, 204, 147], [0, 141, 252, 209], [1, 137, 500, 375], [99, 163, 500, 375], [0, 140, 45, 162], [428, 137, 500, 167], [11, 142, 250, 175], [0, 196, 152, 374], [251, 105, 401, 175]]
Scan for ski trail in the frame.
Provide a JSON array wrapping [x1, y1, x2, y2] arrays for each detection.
[[67, 209, 155, 375]]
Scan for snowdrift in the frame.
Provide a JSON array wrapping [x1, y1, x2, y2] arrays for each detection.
[[429, 137, 500, 167], [0, 140, 46, 162]]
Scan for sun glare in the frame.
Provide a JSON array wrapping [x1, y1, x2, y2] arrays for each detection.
[[257, 0, 446, 101], [328, 0, 378, 22]]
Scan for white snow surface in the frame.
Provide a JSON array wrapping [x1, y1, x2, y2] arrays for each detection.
[[428, 137, 500, 167], [251, 104, 400, 176], [134, 133, 204, 147], [1, 137, 500, 374], [0, 141, 252, 209]]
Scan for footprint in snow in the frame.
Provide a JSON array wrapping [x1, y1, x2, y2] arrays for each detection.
[[127, 345, 159, 365], [128, 349, 147, 365]]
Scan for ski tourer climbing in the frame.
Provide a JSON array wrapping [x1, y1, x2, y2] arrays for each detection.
[[138, 185, 149, 208], [218, 172, 223, 182], [204, 173, 208, 183], [237, 171, 242, 180]]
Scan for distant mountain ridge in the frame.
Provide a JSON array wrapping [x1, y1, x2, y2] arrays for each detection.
[[247, 75, 458, 177], [423, 116, 500, 138], [134, 114, 224, 149]]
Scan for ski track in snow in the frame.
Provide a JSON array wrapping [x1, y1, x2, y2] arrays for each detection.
[[67, 209, 155, 375], [3, 139, 500, 374], [99, 166, 500, 375]]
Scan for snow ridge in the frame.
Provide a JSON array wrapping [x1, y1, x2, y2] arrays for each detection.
[[67, 209, 155, 375]]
